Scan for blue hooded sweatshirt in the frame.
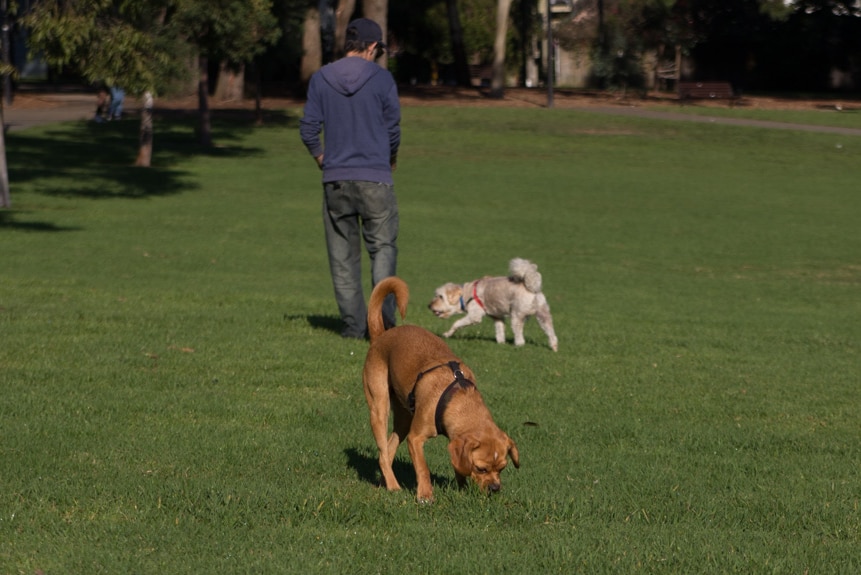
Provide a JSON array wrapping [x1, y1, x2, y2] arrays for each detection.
[[300, 56, 401, 185]]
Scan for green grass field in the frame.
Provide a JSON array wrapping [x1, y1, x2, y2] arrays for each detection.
[[643, 100, 861, 130], [1, 104, 860, 573]]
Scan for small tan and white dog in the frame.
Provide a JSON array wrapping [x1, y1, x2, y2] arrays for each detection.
[[428, 258, 558, 352]]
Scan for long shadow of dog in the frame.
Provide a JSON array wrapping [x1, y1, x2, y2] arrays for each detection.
[[344, 447, 452, 491]]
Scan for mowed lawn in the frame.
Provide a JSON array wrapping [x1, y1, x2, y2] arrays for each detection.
[[1, 103, 859, 574]]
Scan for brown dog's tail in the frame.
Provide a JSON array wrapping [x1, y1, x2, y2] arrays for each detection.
[[368, 276, 409, 341]]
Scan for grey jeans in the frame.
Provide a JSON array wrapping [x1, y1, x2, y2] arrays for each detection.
[[323, 181, 398, 337]]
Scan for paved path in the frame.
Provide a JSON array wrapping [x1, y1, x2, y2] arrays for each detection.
[[4, 92, 860, 137], [586, 105, 861, 137], [3, 94, 95, 131]]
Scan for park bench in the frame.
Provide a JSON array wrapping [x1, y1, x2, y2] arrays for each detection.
[[468, 64, 492, 87], [678, 81, 738, 106]]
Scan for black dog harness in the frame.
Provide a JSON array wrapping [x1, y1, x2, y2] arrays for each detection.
[[407, 360, 476, 437]]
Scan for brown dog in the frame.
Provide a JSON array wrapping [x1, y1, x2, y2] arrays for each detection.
[[362, 276, 520, 503]]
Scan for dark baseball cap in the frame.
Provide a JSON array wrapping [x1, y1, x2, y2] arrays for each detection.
[[347, 18, 386, 49]]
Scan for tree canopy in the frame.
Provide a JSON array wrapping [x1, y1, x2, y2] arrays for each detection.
[[23, 0, 280, 97], [23, 0, 184, 96], [170, 0, 280, 66], [13, 0, 861, 97]]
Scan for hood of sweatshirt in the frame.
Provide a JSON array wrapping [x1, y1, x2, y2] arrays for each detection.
[[319, 56, 381, 96]]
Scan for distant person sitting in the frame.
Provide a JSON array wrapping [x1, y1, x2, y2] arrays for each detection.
[[94, 87, 110, 122], [108, 87, 125, 120]]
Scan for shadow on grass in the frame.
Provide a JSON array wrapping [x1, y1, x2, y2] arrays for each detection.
[[344, 447, 452, 492], [293, 312, 520, 346], [306, 314, 343, 335], [153, 106, 298, 129], [0, 209, 81, 232], [282, 314, 344, 336], [3, 108, 298, 229]]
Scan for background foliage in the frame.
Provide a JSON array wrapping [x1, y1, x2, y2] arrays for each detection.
[[20, 0, 280, 97], [11, 0, 860, 95]]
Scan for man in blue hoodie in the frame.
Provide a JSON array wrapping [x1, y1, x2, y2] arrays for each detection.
[[300, 18, 401, 339]]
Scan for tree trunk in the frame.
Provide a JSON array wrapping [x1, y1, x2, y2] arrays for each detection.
[[489, 0, 513, 98], [446, 0, 473, 86], [214, 62, 244, 101], [597, 0, 606, 50], [0, 104, 10, 207], [198, 56, 212, 147], [333, 0, 356, 59], [674, 43, 682, 85], [301, 5, 322, 88], [362, 0, 388, 69], [254, 60, 264, 126], [134, 92, 154, 168]]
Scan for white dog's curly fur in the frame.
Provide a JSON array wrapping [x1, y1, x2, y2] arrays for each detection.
[[428, 258, 558, 351]]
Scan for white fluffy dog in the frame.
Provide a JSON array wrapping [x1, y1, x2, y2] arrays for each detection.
[[428, 258, 558, 351]]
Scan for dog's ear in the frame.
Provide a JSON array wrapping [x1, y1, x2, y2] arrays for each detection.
[[444, 284, 463, 306], [507, 436, 520, 469], [448, 435, 479, 476]]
